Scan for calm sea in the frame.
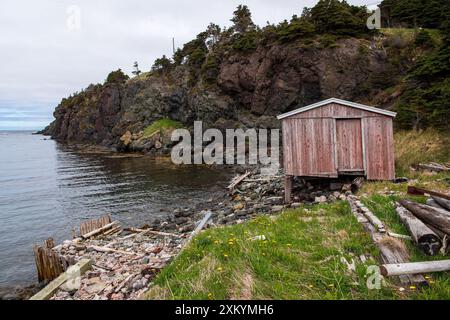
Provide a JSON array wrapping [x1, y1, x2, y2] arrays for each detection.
[[0, 131, 230, 286]]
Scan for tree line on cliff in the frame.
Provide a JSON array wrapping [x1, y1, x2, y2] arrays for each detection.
[[57, 0, 449, 132]]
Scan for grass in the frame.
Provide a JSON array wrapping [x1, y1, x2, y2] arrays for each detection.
[[145, 198, 450, 300], [361, 195, 450, 299], [142, 119, 183, 139], [394, 130, 449, 177], [144, 129, 449, 300], [145, 197, 449, 300], [380, 28, 442, 45]]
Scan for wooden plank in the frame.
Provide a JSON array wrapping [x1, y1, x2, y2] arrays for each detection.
[[283, 118, 336, 177], [186, 211, 212, 243], [407, 186, 450, 201], [30, 259, 92, 300], [347, 196, 427, 285], [363, 117, 395, 180], [227, 171, 251, 190], [81, 221, 120, 239], [380, 260, 450, 277], [336, 119, 364, 171]]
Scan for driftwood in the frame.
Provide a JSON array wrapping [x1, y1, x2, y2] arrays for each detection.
[[144, 230, 183, 238], [354, 199, 385, 233], [87, 245, 135, 256], [342, 177, 365, 194], [227, 171, 251, 190], [124, 227, 145, 233], [407, 186, 450, 201], [102, 226, 122, 237], [424, 224, 450, 255], [115, 274, 134, 293], [426, 198, 445, 209], [79, 215, 112, 237], [399, 200, 450, 234], [395, 205, 441, 255], [432, 196, 450, 211], [187, 211, 212, 242], [415, 163, 450, 172], [347, 197, 427, 285], [81, 221, 120, 239], [381, 260, 450, 277], [351, 177, 365, 193], [387, 232, 412, 241]]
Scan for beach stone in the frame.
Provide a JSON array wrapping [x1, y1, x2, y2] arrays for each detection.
[[315, 196, 327, 203], [271, 205, 284, 212]]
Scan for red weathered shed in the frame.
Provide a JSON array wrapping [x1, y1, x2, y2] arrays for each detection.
[[277, 98, 396, 193]]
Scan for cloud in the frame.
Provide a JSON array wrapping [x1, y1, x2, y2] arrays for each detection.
[[0, 0, 373, 130]]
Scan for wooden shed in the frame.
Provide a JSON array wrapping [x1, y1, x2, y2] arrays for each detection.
[[277, 98, 396, 201]]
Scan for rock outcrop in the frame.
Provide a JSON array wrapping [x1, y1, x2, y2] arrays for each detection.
[[42, 36, 404, 153]]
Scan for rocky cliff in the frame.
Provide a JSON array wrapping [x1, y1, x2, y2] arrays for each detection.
[[42, 34, 417, 153]]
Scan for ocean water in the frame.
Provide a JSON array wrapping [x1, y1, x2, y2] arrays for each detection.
[[0, 131, 231, 286]]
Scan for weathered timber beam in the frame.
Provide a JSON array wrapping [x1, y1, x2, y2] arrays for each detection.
[[381, 260, 450, 277]]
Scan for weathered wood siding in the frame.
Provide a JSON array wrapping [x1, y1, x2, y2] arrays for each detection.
[[282, 118, 337, 177], [281, 102, 395, 180], [363, 117, 395, 180], [336, 119, 364, 171]]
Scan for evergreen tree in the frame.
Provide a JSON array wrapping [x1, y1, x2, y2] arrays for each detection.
[[310, 0, 366, 36], [152, 55, 172, 72], [230, 5, 255, 34], [105, 69, 129, 84], [396, 29, 450, 130], [132, 61, 141, 76]]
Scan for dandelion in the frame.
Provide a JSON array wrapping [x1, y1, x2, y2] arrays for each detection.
[[223, 253, 229, 258], [409, 285, 416, 290], [308, 284, 314, 288], [328, 284, 334, 288], [217, 267, 223, 272], [208, 293, 213, 300], [214, 240, 220, 245], [429, 280, 435, 284]]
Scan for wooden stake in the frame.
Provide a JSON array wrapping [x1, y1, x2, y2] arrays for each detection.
[[284, 175, 293, 203]]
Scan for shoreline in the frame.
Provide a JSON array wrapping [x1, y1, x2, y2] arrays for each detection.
[[21, 163, 352, 300]]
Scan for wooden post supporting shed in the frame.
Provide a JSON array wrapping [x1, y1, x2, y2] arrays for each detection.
[[277, 98, 396, 203]]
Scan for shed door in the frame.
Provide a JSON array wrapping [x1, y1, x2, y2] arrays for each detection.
[[335, 119, 364, 172]]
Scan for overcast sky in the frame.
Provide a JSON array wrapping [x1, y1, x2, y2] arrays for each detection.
[[0, 0, 378, 130]]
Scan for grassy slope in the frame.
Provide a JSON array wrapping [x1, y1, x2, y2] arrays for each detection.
[[142, 119, 183, 139], [145, 130, 450, 300]]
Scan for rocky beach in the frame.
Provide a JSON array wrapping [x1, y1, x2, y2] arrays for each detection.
[[21, 163, 360, 301]]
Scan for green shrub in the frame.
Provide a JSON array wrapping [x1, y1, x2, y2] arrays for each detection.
[[414, 29, 434, 48], [105, 69, 129, 84]]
